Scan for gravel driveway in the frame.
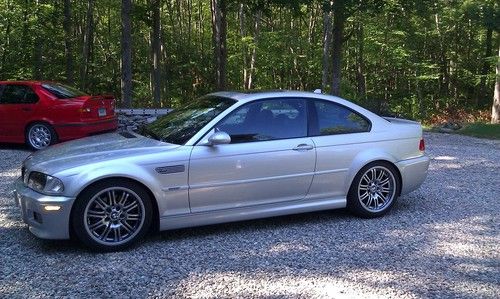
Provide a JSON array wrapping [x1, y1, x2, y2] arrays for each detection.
[[0, 132, 499, 298]]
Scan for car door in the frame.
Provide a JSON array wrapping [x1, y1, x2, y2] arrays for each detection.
[[0, 84, 39, 141], [188, 98, 316, 213], [306, 99, 372, 199]]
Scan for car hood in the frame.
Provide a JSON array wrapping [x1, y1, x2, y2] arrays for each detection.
[[24, 132, 179, 174]]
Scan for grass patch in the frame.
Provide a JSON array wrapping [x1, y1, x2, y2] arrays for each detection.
[[457, 123, 500, 139]]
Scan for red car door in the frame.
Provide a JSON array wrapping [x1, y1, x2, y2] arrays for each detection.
[[0, 84, 39, 143]]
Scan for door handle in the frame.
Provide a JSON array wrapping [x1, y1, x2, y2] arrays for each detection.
[[21, 107, 32, 112], [293, 144, 314, 151]]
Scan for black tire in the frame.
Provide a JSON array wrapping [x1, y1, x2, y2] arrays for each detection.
[[25, 122, 58, 150], [347, 161, 401, 218], [71, 179, 153, 251]]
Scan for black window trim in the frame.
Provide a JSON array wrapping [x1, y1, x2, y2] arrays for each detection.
[[308, 98, 372, 137], [0, 83, 39, 105], [197, 97, 310, 145]]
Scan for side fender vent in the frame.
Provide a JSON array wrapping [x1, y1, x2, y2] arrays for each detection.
[[155, 165, 185, 175]]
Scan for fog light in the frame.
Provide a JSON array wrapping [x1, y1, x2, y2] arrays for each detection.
[[44, 205, 61, 211]]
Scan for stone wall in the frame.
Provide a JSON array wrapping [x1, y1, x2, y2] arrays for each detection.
[[116, 108, 171, 131]]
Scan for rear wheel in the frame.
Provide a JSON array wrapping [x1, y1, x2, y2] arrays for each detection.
[[347, 162, 400, 218], [26, 122, 57, 150], [72, 179, 152, 251]]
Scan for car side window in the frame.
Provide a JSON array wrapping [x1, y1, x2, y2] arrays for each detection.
[[313, 100, 370, 135], [0, 85, 39, 104], [216, 98, 307, 143]]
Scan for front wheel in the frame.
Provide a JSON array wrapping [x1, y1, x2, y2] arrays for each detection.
[[72, 180, 153, 251], [347, 162, 400, 218]]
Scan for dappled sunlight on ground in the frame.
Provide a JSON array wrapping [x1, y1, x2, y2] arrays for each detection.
[[0, 133, 499, 298]]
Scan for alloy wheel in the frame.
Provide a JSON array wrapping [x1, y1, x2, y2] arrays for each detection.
[[28, 124, 52, 149], [357, 166, 396, 212], [84, 187, 146, 246]]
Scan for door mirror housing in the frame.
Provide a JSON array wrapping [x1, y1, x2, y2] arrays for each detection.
[[207, 131, 231, 145]]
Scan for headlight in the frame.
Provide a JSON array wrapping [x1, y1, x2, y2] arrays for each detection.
[[27, 172, 64, 194]]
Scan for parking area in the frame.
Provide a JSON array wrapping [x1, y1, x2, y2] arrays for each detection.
[[0, 132, 499, 298]]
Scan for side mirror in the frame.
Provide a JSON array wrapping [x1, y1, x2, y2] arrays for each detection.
[[207, 131, 231, 145]]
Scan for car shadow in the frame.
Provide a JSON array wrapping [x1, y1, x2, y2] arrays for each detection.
[[0, 143, 32, 151]]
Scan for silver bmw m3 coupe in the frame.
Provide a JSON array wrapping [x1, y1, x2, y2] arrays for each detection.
[[14, 91, 430, 251]]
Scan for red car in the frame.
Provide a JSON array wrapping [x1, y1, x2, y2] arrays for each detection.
[[0, 81, 117, 150]]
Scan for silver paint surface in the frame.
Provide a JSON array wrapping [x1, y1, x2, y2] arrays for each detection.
[[14, 91, 430, 239]]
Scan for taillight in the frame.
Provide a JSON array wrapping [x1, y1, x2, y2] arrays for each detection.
[[78, 107, 91, 113], [78, 105, 92, 118], [419, 138, 425, 151]]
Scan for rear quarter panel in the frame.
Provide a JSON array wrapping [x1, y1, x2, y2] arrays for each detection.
[[307, 117, 423, 199]]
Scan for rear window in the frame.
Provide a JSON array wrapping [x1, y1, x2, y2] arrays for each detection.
[[42, 83, 88, 99]]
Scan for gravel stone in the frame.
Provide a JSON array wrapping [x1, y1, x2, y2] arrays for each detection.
[[0, 132, 499, 298]]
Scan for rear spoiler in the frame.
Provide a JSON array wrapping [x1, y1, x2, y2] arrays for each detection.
[[89, 94, 115, 100], [383, 117, 421, 125]]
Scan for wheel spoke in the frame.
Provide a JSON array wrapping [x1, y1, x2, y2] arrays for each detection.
[[359, 184, 369, 190], [121, 220, 134, 232], [377, 192, 387, 203], [100, 223, 112, 240], [124, 202, 138, 212], [377, 169, 385, 180], [88, 220, 106, 230], [95, 196, 108, 209], [87, 210, 106, 219], [114, 227, 121, 242], [126, 213, 140, 221], [358, 166, 396, 212], [118, 192, 128, 205]]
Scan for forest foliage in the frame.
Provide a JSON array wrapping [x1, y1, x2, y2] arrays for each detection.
[[0, 0, 498, 122]]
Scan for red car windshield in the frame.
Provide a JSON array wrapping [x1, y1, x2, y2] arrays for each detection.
[[42, 83, 88, 99]]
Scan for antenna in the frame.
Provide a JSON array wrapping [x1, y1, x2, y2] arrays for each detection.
[[313, 89, 322, 94]]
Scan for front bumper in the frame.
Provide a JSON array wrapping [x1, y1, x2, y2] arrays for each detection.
[[396, 155, 430, 195], [13, 177, 75, 239]]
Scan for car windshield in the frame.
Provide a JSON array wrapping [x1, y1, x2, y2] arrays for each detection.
[[42, 83, 88, 99], [142, 96, 236, 145]]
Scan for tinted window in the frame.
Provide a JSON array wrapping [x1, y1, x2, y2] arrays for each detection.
[[216, 98, 307, 143], [42, 83, 88, 99], [313, 101, 370, 135], [0, 85, 39, 104], [142, 96, 235, 145]]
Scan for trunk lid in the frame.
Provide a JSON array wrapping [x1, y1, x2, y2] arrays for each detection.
[[80, 95, 115, 120]]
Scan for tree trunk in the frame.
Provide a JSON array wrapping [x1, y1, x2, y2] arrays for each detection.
[[63, 0, 74, 84], [81, 0, 94, 89], [435, 13, 449, 97], [321, 3, 332, 92], [0, 0, 12, 75], [246, 10, 261, 90], [330, 0, 345, 96], [239, 4, 248, 89], [151, 0, 161, 106], [480, 27, 493, 105], [33, 0, 43, 80], [356, 21, 366, 100], [210, 0, 227, 90], [491, 46, 500, 124], [121, 0, 133, 108]]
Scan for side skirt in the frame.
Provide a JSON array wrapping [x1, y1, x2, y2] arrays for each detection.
[[159, 196, 346, 231]]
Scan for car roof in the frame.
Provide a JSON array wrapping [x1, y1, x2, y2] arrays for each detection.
[[208, 90, 333, 102], [208, 90, 387, 125]]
